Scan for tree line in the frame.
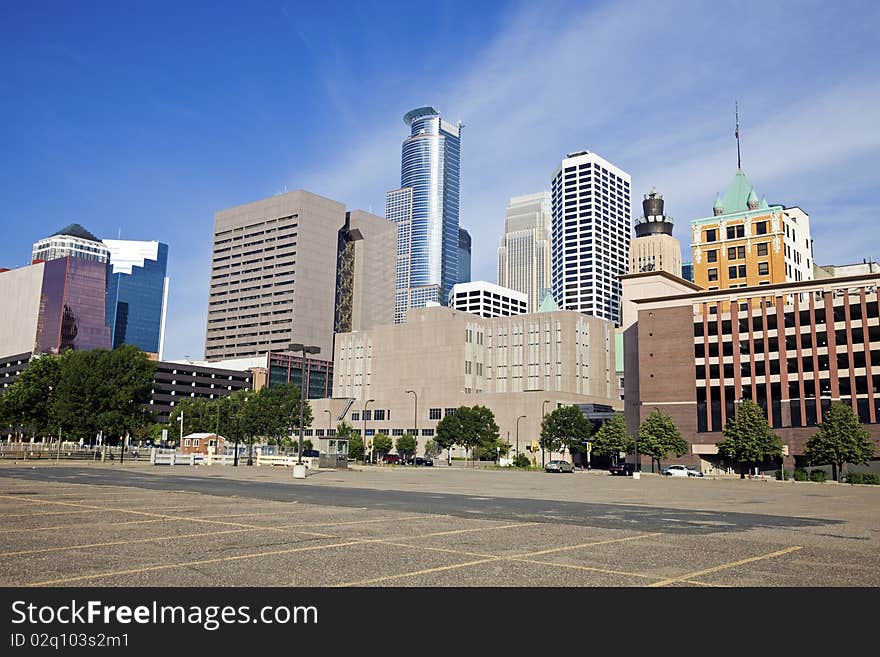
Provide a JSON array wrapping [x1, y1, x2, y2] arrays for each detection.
[[0, 348, 313, 462]]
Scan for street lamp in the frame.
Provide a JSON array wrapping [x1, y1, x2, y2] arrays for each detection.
[[289, 343, 321, 466], [541, 400, 553, 468], [405, 389, 417, 452], [363, 399, 375, 464], [324, 409, 332, 447], [516, 415, 527, 459]]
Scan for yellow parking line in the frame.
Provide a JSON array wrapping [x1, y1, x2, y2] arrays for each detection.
[[0, 518, 169, 534], [338, 532, 662, 586], [2, 528, 259, 557], [28, 538, 383, 586], [647, 546, 803, 587]]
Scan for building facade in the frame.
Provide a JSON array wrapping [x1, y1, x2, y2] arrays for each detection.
[[205, 190, 393, 362], [624, 272, 880, 471], [317, 304, 619, 459], [458, 227, 471, 284], [104, 239, 170, 358], [32, 224, 110, 264], [681, 262, 694, 282], [387, 106, 462, 323], [448, 281, 528, 318], [0, 258, 111, 359], [691, 169, 813, 292], [497, 192, 552, 313], [550, 151, 631, 325], [628, 189, 682, 277], [150, 359, 255, 424]]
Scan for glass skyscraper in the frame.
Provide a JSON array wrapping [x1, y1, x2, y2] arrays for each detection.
[[103, 240, 169, 358], [387, 106, 462, 323]]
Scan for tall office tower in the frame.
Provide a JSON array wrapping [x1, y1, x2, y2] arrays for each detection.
[[628, 189, 682, 277], [387, 106, 462, 323], [448, 281, 527, 318], [690, 168, 812, 291], [0, 257, 111, 358], [497, 192, 551, 313], [32, 224, 110, 264], [458, 227, 471, 284], [681, 261, 694, 282], [550, 151, 631, 325], [205, 190, 394, 362], [103, 240, 170, 358]]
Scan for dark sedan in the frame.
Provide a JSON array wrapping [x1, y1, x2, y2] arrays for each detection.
[[609, 462, 636, 476]]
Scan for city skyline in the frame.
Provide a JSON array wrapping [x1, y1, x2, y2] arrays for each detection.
[[2, 1, 878, 360]]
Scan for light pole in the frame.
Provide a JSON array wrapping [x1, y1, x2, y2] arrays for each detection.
[[516, 415, 526, 459], [363, 399, 375, 464], [405, 390, 417, 460], [289, 343, 321, 466], [324, 409, 332, 447], [178, 410, 184, 447], [541, 400, 552, 467]]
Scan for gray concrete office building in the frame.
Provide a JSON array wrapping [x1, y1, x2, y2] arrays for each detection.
[[205, 190, 395, 362]]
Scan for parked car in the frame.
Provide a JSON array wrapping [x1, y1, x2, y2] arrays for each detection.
[[609, 462, 636, 476], [662, 464, 690, 477], [545, 460, 574, 473], [382, 453, 401, 464], [414, 456, 434, 466]]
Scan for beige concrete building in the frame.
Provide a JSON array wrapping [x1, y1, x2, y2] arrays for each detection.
[[310, 305, 620, 460], [205, 190, 394, 362], [0, 262, 44, 357], [629, 189, 682, 277], [497, 192, 552, 313]]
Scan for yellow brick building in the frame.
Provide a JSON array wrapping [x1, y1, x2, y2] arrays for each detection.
[[690, 169, 813, 295]]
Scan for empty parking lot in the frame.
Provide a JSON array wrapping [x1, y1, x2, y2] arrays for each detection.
[[0, 462, 877, 587]]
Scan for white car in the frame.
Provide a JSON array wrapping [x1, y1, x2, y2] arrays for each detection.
[[662, 464, 690, 477]]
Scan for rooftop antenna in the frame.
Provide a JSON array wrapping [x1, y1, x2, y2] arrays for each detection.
[[117, 226, 121, 239], [735, 101, 742, 170]]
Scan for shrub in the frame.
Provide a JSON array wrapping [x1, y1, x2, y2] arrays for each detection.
[[513, 453, 531, 468], [809, 470, 827, 482], [793, 469, 809, 481], [775, 469, 792, 480], [846, 472, 880, 485]]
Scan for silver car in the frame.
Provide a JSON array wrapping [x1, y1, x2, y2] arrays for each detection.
[[545, 460, 574, 473]]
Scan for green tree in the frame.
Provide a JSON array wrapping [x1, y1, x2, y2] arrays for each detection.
[[263, 383, 313, 453], [716, 400, 783, 478], [591, 413, 634, 464], [638, 409, 689, 473], [435, 412, 461, 465], [372, 433, 392, 460], [95, 346, 156, 450], [167, 397, 213, 443], [423, 438, 441, 459], [456, 406, 500, 465], [0, 354, 60, 441], [52, 349, 106, 443], [805, 402, 875, 482], [335, 421, 358, 460], [540, 405, 592, 461], [396, 433, 417, 463]]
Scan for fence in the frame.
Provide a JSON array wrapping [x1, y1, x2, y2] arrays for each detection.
[[149, 449, 321, 469]]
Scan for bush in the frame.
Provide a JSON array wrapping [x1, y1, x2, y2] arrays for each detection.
[[846, 472, 880, 485], [775, 469, 792, 480], [809, 470, 827, 482], [793, 469, 809, 481], [513, 453, 531, 468]]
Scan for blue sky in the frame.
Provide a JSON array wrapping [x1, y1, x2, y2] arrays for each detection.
[[2, 0, 879, 360]]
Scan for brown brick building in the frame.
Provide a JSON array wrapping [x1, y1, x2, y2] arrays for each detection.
[[623, 272, 880, 472]]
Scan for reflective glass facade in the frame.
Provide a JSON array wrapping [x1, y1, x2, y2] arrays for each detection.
[[35, 258, 112, 354], [104, 241, 169, 356], [267, 352, 333, 399], [389, 107, 461, 322]]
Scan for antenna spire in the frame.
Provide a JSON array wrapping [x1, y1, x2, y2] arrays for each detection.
[[735, 101, 742, 170]]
